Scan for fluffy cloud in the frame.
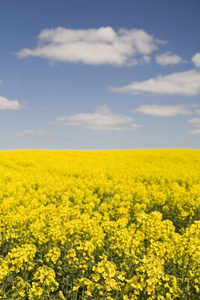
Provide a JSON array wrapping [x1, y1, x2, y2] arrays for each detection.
[[0, 96, 26, 110], [17, 26, 163, 66], [140, 55, 151, 64], [155, 52, 183, 65], [195, 109, 200, 115], [192, 53, 200, 68], [54, 105, 139, 131], [110, 70, 200, 96], [186, 117, 200, 135], [132, 105, 193, 116], [188, 118, 200, 127], [15, 129, 53, 136], [186, 128, 200, 135]]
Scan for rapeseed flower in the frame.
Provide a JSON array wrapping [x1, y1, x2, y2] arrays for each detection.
[[0, 149, 200, 299]]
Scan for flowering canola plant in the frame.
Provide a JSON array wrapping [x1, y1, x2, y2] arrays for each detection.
[[0, 149, 200, 299]]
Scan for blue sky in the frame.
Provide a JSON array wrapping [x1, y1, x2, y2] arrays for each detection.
[[0, 0, 200, 150]]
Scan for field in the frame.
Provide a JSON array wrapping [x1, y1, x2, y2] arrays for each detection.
[[1, 149, 200, 300]]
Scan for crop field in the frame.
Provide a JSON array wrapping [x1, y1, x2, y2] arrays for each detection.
[[1, 149, 200, 300]]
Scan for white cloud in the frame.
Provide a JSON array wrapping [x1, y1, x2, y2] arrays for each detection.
[[186, 117, 200, 134], [110, 69, 200, 96], [15, 129, 53, 136], [17, 26, 163, 66], [54, 105, 139, 131], [188, 118, 200, 127], [186, 128, 200, 135], [0, 96, 26, 110], [195, 109, 200, 115], [0, 80, 2, 85], [132, 105, 193, 116], [140, 55, 151, 64], [155, 52, 183, 65], [192, 53, 200, 68]]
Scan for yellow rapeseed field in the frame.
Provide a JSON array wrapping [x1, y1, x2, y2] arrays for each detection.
[[1, 149, 200, 300]]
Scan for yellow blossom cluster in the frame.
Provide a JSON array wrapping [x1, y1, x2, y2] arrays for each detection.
[[0, 149, 200, 299]]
